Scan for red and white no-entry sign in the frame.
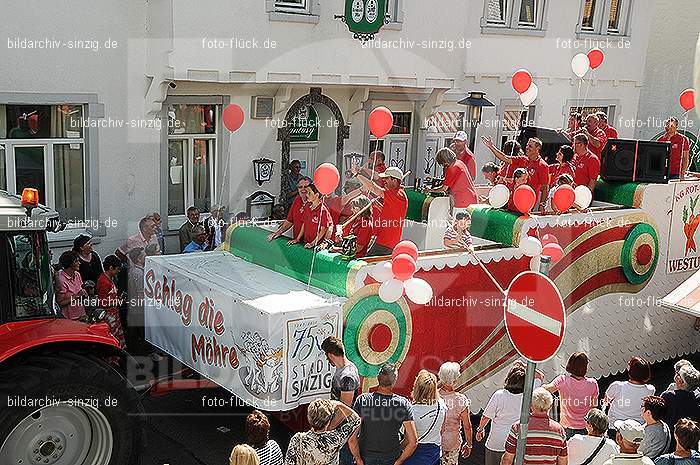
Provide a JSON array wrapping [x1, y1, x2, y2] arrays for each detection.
[[504, 271, 566, 363]]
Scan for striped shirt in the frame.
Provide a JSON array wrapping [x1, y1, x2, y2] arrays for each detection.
[[255, 440, 284, 465], [443, 222, 472, 249], [504, 412, 567, 465]]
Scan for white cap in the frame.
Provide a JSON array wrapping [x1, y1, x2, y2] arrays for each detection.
[[379, 166, 406, 180], [454, 131, 469, 141], [613, 419, 645, 444]]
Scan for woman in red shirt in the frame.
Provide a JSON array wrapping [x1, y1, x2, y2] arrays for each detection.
[[549, 145, 575, 187], [288, 183, 333, 249], [425, 148, 477, 210], [96, 255, 126, 348]]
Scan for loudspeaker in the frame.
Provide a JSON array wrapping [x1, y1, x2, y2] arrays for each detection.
[[517, 126, 572, 164], [601, 139, 637, 182], [636, 141, 671, 183], [601, 139, 670, 184]]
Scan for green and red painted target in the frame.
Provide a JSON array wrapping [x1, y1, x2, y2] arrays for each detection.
[[621, 223, 659, 285], [342, 284, 413, 377]]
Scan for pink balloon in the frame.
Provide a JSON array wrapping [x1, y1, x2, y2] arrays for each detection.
[[313, 163, 340, 195], [223, 104, 245, 132], [368, 107, 394, 138], [392, 240, 419, 261], [541, 234, 559, 246], [513, 185, 536, 214], [587, 48, 605, 69], [680, 89, 696, 112], [553, 185, 576, 212], [392, 253, 416, 281], [512, 69, 533, 94], [542, 243, 564, 263]]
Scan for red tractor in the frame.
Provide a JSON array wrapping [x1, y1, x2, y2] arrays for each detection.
[[0, 189, 144, 464]]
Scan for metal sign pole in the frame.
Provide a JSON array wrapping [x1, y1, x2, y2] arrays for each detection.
[[514, 256, 551, 465]]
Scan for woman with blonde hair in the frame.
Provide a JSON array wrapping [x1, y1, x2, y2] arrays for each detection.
[[404, 369, 447, 465], [230, 444, 260, 465], [438, 362, 473, 465]]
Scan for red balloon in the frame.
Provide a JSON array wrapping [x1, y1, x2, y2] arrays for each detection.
[[542, 243, 564, 263], [512, 69, 533, 94], [392, 240, 419, 261], [313, 163, 340, 195], [553, 185, 576, 212], [680, 89, 696, 112], [368, 107, 393, 138], [587, 48, 605, 69], [392, 253, 416, 281], [513, 185, 536, 214], [541, 234, 559, 246], [223, 104, 245, 132]]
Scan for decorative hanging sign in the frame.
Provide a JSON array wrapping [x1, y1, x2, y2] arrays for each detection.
[[341, 0, 387, 41]]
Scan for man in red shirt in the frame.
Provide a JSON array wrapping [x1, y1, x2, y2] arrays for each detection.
[[502, 388, 567, 465], [572, 133, 600, 193], [482, 135, 550, 212], [450, 131, 477, 179], [288, 183, 333, 249], [425, 148, 477, 210], [580, 114, 608, 161], [659, 117, 691, 180], [268, 177, 311, 241], [353, 166, 408, 256], [356, 151, 387, 181], [597, 111, 618, 140]]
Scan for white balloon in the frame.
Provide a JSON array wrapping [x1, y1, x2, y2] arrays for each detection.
[[489, 184, 510, 208], [379, 278, 404, 303], [571, 53, 590, 78], [574, 185, 593, 209], [519, 83, 539, 106], [369, 262, 394, 282], [530, 255, 541, 271], [519, 236, 543, 257], [403, 278, 433, 305]]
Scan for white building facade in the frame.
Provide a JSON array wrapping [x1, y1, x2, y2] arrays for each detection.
[[1, 0, 660, 254]]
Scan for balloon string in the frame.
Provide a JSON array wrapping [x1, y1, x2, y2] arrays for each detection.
[[306, 196, 324, 290], [580, 71, 593, 112], [467, 249, 505, 295]]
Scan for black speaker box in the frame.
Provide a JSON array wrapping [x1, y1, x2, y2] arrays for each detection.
[[601, 139, 670, 184], [517, 126, 572, 164]]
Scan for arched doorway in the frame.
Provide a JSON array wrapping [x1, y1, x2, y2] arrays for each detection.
[[278, 87, 350, 186]]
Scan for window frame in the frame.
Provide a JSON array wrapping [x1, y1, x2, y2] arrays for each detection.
[[576, 0, 632, 37], [0, 93, 103, 244], [0, 103, 88, 224], [161, 96, 229, 232], [166, 133, 217, 219], [385, 0, 405, 29], [266, 0, 320, 23], [481, 0, 549, 36]]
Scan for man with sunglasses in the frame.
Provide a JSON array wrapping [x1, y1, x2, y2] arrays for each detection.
[[268, 176, 311, 241]]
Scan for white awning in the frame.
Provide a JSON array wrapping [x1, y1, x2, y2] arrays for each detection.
[[661, 268, 700, 317]]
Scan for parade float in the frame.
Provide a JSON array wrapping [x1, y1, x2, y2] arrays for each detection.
[[144, 175, 700, 412]]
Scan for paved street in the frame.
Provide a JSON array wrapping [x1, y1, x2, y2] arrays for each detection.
[[139, 353, 700, 465]]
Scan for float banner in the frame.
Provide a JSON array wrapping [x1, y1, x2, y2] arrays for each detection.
[[226, 225, 365, 297], [144, 252, 343, 411], [668, 182, 700, 274]]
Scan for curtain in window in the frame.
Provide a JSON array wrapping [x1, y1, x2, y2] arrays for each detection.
[[486, 0, 507, 24], [0, 145, 5, 191], [581, 0, 596, 29]]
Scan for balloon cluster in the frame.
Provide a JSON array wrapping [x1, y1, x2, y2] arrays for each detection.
[[368, 241, 434, 305], [512, 69, 538, 107], [520, 234, 564, 271], [571, 48, 605, 78], [488, 184, 593, 214]]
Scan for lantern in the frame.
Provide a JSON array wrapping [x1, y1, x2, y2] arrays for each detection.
[[253, 157, 275, 186]]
